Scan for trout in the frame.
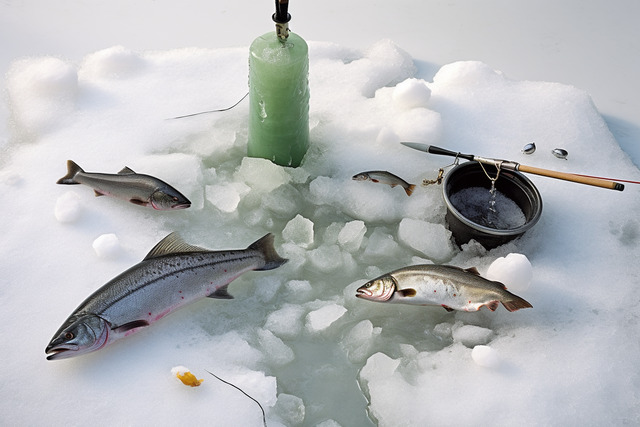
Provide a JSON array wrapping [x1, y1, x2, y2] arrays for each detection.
[[45, 233, 287, 360], [356, 264, 532, 312]]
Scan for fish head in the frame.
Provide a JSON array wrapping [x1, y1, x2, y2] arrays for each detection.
[[149, 188, 191, 210], [45, 314, 110, 360], [352, 173, 369, 181], [356, 275, 396, 302]]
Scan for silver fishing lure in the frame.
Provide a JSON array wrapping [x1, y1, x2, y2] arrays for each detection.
[[521, 142, 536, 154], [552, 148, 568, 159]]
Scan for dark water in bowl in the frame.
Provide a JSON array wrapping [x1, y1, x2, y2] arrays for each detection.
[[449, 186, 526, 229]]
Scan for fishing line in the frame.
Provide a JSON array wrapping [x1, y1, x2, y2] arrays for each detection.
[[205, 370, 267, 427], [167, 92, 249, 120]]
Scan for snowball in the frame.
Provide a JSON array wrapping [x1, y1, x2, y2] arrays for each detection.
[[397, 218, 455, 261], [234, 157, 291, 192], [305, 303, 347, 332], [471, 345, 502, 368], [392, 78, 431, 109], [92, 233, 120, 258], [486, 253, 533, 292], [282, 214, 314, 248], [337, 220, 366, 252], [54, 191, 82, 223], [452, 323, 494, 348]]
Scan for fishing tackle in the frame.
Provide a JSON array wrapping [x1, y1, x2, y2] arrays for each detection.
[[522, 142, 536, 154], [552, 148, 569, 159]]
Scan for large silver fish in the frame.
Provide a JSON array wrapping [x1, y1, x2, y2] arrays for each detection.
[[356, 264, 532, 312], [45, 233, 287, 360], [352, 171, 416, 196], [57, 160, 191, 210]]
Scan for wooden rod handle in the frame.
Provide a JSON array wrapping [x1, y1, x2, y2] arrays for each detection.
[[517, 164, 624, 191]]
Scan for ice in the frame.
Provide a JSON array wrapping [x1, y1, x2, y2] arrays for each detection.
[[234, 157, 292, 192], [451, 322, 494, 348], [397, 217, 455, 261], [205, 181, 250, 213], [256, 328, 295, 367], [305, 302, 348, 332], [264, 304, 306, 339], [2, 10, 640, 426], [273, 393, 306, 426], [92, 233, 120, 258], [486, 253, 534, 292], [471, 345, 502, 368], [337, 220, 366, 252]]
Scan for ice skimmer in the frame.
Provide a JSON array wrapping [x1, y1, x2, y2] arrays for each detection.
[[401, 142, 626, 191]]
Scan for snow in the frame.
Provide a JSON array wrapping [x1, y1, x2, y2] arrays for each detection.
[[2, 2, 640, 426]]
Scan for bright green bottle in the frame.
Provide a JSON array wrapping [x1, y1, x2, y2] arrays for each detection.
[[247, 1, 309, 167]]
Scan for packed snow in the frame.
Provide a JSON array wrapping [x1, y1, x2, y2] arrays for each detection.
[[2, 34, 640, 427]]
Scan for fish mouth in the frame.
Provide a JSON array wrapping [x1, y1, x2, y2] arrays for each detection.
[[355, 287, 372, 298], [45, 344, 78, 361], [171, 203, 191, 210]]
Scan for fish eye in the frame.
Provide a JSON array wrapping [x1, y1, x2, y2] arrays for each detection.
[[172, 196, 179, 201], [64, 332, 74, 340]]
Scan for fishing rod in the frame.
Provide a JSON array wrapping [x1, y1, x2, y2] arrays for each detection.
[[401, 142, 626, 192]]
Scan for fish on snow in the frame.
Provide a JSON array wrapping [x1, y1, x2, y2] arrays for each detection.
[[45, 233, 287, 360], [356, 264, 532, 312], [352, 171, 416, 196], [57, 160, 191, 210]]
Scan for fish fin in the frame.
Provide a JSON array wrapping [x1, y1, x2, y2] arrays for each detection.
[[207, 285, 234, 299], [486, 300, 500, 311], [249, 233, 288, 271], [501, 295, 533, 312], [442, 305, 455, 312], [144, 232, 208, 260], [56, 160, 84, 185], [112, 319, 149, 333], [398, 288, 417, 297], [404, 184, 416, 196], [94, 190, 106, 197], [129, 198, 149, 206], [464, 267, 481, 276], [118, 166, 136, 175]]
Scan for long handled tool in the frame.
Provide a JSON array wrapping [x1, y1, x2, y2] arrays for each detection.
[[401, 142, 625, 191]]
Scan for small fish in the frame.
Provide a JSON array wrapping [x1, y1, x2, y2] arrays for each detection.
[[522, 142, 536, 154], [57, 160, 191, 210], [551, 148, 568, 160], [352, 171, 416, 196], [45, 233, 287, 360], [356, 264, 532, 312]]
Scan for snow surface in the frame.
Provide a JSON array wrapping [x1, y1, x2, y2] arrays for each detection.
[[2, 4, 640, 427]]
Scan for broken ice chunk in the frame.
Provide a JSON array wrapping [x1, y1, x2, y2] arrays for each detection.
[[282, 214, 314, 248], [305, 303, 348, 333], [338, 220, 367, 252]]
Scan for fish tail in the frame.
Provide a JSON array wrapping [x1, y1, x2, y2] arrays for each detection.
[[250, 233, 288, 271], [404, 184, 417, 196], [501, 294, 533, 312], [56, 160, 84, 185]]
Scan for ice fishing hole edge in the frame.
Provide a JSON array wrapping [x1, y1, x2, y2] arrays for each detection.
[[442, 161, 543, 249]]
